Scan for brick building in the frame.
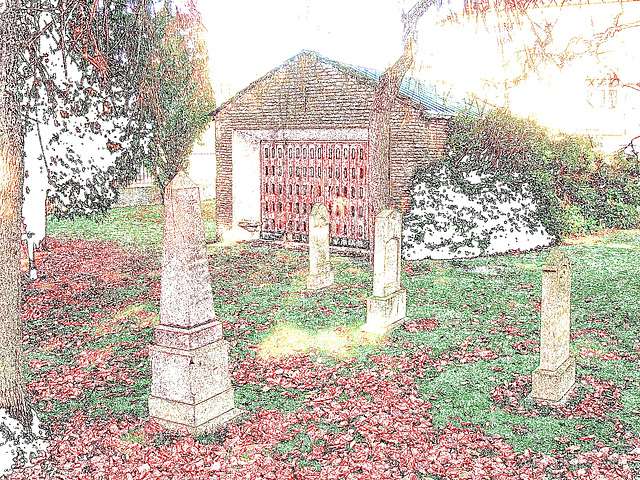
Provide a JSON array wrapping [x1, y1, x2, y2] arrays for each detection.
[[212, 50, 469, 248]]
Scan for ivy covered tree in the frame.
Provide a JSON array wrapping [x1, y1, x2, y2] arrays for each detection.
[[2, 0, 214, 432], [416, 109, 640, 240]]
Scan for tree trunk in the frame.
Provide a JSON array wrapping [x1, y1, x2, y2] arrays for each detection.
[[368, 0, 437, 262], [368, 50, 417, 216], [0, 3, 31, 427]]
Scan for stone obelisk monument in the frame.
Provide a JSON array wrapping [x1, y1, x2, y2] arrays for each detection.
[[149, 171, 242, 433]]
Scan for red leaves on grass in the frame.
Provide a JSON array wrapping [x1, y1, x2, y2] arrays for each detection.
[[13, 342, 640, 480], [27, 348, 136, 403], [234, 353, 333, 390], [21, 239, 156, 410], [491, 374, 624, 419], [493, 314, 532, 339], [577, 346, 622, 361], [441, 336, 501, 364], [509, 339, 539, 355], [13, 239, 640, 479], [22, 239, 159, 325], [4, 411, 240, 480], [262, 352, 592, 480], [572, 328, 617, 341], [403, 317, 437, 332]]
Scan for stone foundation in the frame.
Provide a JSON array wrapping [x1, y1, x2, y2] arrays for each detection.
[[531, 355, 576, 402], [361, 289, 406, 335], [149, 392, 243, 435], [149, 338, 243, 433]]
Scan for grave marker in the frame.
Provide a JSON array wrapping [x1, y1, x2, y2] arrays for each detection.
[[149, 171, 242, 434], [531, 248, 576, 402], [361, 209, 406, 334], [306, 204, 334, 290]]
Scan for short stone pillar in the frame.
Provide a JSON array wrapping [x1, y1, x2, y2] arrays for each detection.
[[531, 248, 576, 402], [361, 210, 406, 334], [306, 204, 334, 290], [149, 171, 242, 434]]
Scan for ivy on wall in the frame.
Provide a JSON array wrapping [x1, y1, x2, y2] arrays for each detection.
[[403, 109, 640, 259], [403, 166, 554, 260]]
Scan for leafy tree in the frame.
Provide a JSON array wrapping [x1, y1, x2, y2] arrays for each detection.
[[1, 0, 212, 428], [80, 0, 215, 198], [19, 0, 154, 284], [374, 0, 640, 215], [22, 0, 215, 219], [21, 40, 145, 220], [21, 0, 214, 281], [144, 1, 215, 194]]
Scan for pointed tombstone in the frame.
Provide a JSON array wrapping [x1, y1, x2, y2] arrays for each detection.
[[361, 209, 406, 334], [306, 204, 334, 290], [531, 248, 576, 402], [149, 171, 242, 434]]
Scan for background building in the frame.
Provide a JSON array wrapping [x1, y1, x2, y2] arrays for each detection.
[[212, 50, 470, 246]]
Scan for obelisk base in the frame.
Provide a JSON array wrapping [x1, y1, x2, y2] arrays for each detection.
[[361, 289, 406, 335], [149, 335, 242, 434], [531, 356, 576, 403], [306, 268, 334, 290], [149, 392, 244, 435]]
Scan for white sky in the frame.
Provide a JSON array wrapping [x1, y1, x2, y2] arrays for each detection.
[[198, 0, 465, 103], [191, 0, 639, 142]]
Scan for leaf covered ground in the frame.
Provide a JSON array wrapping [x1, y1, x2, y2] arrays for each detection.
[[6, 227, 640, 479]]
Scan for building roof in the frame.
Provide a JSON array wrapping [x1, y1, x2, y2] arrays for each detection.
[[315, 51, 473, 116], [213, 50, 477, 118]]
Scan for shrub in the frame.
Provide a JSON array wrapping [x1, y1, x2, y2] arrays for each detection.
[[402, 165, 555, 260], [407, 109, 640, 248]]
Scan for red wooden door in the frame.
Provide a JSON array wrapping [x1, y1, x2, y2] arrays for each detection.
[[260, 140, 371, 248]]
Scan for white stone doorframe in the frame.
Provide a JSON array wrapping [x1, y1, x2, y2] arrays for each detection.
[[225, 128, 368, 242]]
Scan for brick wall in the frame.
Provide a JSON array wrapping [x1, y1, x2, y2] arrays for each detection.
[[214, 51, 449, 237], [390, 108, 448, 212]]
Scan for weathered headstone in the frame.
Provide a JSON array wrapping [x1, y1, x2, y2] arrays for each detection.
[[531, 248, 576, 402], [306, 204, 334, 290], [149, 171, 242, 434], [361, 209, 406, 334]]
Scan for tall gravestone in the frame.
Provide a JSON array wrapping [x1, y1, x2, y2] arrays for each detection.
[[149, 171, 242, 434], [306, 204, 334, 290], [531, 248, 576, 402], [361, 209, 406, 334]]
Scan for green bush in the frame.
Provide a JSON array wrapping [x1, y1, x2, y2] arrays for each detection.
[[402, 165, 554, 259], [412, 109, 640, 239]]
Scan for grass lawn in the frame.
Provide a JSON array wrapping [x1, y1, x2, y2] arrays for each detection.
[[9, 203, 640, 479], [46, 200, 218, 251]]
